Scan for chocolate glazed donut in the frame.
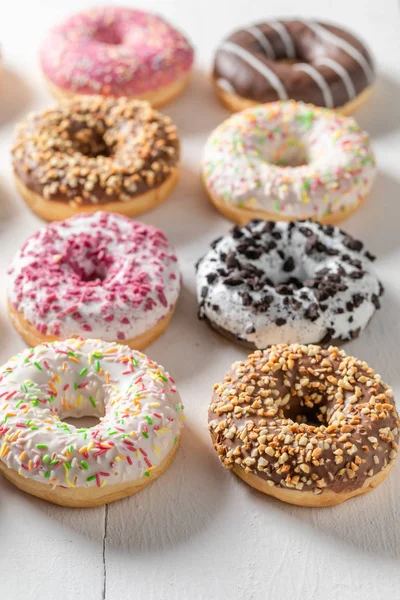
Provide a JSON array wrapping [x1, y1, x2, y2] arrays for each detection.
[[213, 20, 375, 113]]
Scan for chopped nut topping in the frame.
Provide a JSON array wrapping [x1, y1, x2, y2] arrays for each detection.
[[208, 343, 399, 495], [12, 96, 179, 205]]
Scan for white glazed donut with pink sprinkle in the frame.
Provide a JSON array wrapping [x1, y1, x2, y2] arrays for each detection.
[[7, 212, 181, 349]]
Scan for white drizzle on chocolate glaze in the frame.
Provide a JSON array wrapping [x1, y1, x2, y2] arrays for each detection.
[[219, 42, 289, 100], [268, 21, 296, 58], [293, 63, 334, 108], [245, 27, 276, 59], [314, 57, 356, 101], [304, 21, 375, 84]]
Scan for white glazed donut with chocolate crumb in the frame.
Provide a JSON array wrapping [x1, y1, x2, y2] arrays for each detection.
[[196, 219, 383, 348]]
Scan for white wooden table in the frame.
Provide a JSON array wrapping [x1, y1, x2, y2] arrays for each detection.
[[1, 1, 400, 598]]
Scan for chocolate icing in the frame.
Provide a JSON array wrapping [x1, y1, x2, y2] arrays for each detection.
[[209, 345, 399, 495], [213, 20, 375, 108]]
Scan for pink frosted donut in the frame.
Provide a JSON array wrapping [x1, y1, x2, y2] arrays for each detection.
[[40, 7, 194, 106], [7, 212, 181, 349]]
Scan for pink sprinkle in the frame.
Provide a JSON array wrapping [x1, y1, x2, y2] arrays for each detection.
[[8, 212, 180, 343], [94, 449, 108, 457]]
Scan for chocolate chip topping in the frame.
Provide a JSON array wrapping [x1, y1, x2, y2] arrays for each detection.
[[283, 257, 295, 272], [209, 344, 399, 496], [196, 219, 383, 348]]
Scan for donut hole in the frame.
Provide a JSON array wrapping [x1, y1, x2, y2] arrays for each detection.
[[270, 138, 309, 167], [277, 58, 302, 66], [59, 394, 106, 429], [78, 265, 108, 283], [62, 415, 102, 428], [66, 252, 112, 283], [282, 393, 328, 427], [69, 125, 113, 158], [92, 26, 123, 46]]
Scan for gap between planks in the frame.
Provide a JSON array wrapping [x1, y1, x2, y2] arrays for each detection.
[[102, 504, 109, 600]]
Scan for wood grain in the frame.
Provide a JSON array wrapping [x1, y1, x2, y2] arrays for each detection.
[[1, 1, 400, 599]]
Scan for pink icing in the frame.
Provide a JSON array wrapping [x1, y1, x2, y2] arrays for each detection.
[[7, 212, 181, 341], [40, 7, 194, 96]]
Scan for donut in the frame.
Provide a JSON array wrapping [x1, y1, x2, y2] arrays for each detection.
[[0, 338, 184, 507], [209, 344, 399, 507], [7, 212, 180, 349], [12, 96, 180, 221], [202, 101, 376, 225], [196, 219, 383, 349], [40, 6, 194, 107], [213, 19, 374, 113]]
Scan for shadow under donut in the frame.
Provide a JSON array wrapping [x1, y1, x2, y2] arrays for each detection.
[[232, 456, 400, 561], [355, 73, 400, 139], [104, 423, 229, 552], [343, 171, 400, 259]]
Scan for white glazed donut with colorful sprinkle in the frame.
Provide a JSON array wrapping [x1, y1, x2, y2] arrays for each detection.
[[202, 100, 376, 225], [7, 211, 180, 350], [0, 338, 184, 507]]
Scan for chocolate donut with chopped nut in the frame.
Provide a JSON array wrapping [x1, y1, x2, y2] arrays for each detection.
[[11, 96, 180, 221], [209, 344, 399, 506], [196, 219, 383, 348]]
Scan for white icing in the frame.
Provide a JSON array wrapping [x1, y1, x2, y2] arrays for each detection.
[[0, 339, 184, 489], [219, 41, 289, 101], [196, 221, 382, 349]]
